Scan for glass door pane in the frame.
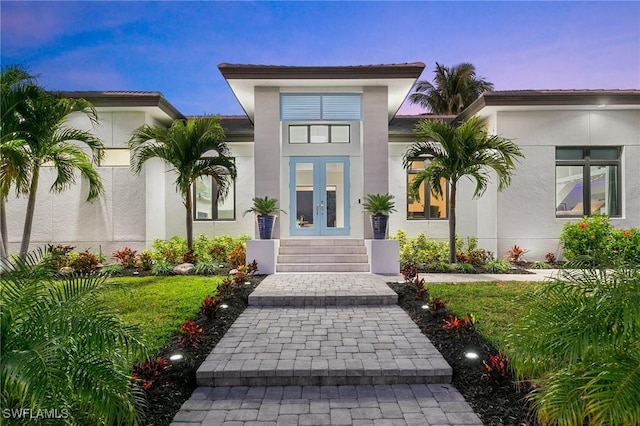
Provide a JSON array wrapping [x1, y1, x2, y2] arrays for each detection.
[[324, 162, 344, 230], [295, 161, 316, 231]]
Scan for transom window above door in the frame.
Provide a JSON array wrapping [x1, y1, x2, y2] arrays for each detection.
[[289, 124, 350, 144], [280, 93, 362, 121]]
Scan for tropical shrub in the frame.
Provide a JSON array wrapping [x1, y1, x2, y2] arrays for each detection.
[[506, 245, 528, 263], [611, 227, 640, 265], [482, 352, 511, 384], [100, 263, 124, 275], [450, 262, 476, 273], [68, 250, 100, 274], [508, 267, 640, 425], [560, 214, 613, 265], [1, 249, 147, 424], [131, 357, 170, 391], [531, 261, 551, 269], [152, 236, 187, 264], [391, 229, 453, 267], [113, 246, 139, 268], [180, 320, 203, 347], [561, 215, 640, 267], [139, 250, 154, 270], [227, 244, 246, 268], [45, 243, 75, 270], [201, 295, 221, 319]]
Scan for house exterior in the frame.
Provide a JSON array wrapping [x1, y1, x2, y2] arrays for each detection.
[[4, 63, 639, 266]]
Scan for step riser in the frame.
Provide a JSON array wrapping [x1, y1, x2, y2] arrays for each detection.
[[199, 374, 451, 387], [277, 255, 369, 263], [280, 239, 365, 247], [276, 264, 370, 273], [249, 295, 396, 307], [279, 247, 367, 254]]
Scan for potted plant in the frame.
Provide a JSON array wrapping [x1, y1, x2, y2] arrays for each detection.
[[363, 193, 396, 239], [243, 196, 286, 239]]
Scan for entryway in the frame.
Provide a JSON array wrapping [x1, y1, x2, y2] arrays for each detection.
[[289, 157, 350, 236]]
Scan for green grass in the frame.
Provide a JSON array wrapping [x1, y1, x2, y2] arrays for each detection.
[[427, 281, 541, 351], [104, 276, 224, 352]]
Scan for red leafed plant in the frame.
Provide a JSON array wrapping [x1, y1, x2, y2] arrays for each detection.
[[183, 249, 197, 264], [401, 263, 418, 282], [201, 295, 221, 319], [413, 275, 428, 299], [113, 246, 139, 268], [442, 314, 476, 334], [507, 245, 528, 263], [180, 320, 203, 347], [217, 277, 236, 299], [482, 352, 511, 383], [131, 356, 170, 390], [431, 297, 447, 311], [545, 252, 556, 264]]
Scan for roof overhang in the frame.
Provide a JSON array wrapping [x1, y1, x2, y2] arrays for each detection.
[[58, 91, 184, 125], [218, 63, 425, 122], [457, 90, 640, 122]]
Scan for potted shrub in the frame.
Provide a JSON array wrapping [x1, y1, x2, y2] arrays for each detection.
[[363, 193, 396, 239], [243, 196, 286, 239]]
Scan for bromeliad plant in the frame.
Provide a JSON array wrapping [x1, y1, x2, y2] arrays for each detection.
[[482, 352, 511, 384], [508, 267, 640, 425]]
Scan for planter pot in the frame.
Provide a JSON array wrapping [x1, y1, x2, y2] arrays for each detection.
[[257, 215, 277, 240], [370, 214, 389, 240]]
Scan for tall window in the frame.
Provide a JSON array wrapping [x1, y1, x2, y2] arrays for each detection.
[[406, 160, 448, 220], [193, 176, 235, 221], [555, 147, 621, 217]]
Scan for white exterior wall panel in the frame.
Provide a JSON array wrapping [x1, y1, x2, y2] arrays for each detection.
[[495, 109, 640, 260]]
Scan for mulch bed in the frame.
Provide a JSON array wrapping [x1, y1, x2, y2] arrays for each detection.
[[139, 274, 538, 425], [388, 281, 539, 426]]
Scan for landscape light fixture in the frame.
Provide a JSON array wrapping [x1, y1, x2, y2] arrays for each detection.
[[169, 354, 184, 362], [220, 304, 229, 309], [464, 351, 479, 360]]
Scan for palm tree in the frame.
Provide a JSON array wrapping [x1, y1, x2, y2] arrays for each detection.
[[129, 117, 237, 251], [509, 266, 640, 425], [409, 62, 494, 115], [403, 117, 524, 263], [0, 65, 41, 257], [15, 93, 104, 256], [1, 249, 147, 424]]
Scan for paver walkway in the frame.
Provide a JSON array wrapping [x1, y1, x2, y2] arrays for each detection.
[[171, 274, 484, 425]]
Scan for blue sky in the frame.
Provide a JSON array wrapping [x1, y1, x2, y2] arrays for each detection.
[[2, 1, 639, 115]]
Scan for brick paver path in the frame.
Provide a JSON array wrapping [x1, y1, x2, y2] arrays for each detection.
[[171, 274, 483, 425]]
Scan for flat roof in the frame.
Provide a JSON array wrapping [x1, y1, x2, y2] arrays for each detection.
[[218, 63, 426, 80], [458, 89, 640, 122], [58, 91, 184, 123]]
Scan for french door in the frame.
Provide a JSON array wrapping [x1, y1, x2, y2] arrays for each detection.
[[289, 157, 350, 236]]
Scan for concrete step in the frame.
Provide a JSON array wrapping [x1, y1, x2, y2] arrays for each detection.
[[196, 306, 452, 387], [279, 246, 367, 255], [248, 274, 397, 307], [276, 263, 370, 273], [277, 254, 370, 264], [280, 239, 365, 247]]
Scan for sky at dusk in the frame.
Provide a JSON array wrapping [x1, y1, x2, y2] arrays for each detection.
[[2, 1, 639, 116]]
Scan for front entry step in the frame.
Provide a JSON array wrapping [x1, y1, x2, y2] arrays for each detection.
[[276, 239, 370, 273], [196, 306, 452, 387]]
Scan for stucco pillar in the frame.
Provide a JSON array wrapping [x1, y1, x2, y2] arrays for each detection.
[[253, 87, 281, 238], [362, 86, 390, 239]]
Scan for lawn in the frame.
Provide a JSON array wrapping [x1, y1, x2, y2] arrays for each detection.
[[426, 281, 541, 350], [104, 275, 224, 352]]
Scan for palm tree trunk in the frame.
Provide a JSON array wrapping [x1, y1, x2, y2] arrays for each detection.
[[448, 181, 457, 264], [185, 189, 193, 252], [20, 166, 39, 256], [0, 198, 8, 258]]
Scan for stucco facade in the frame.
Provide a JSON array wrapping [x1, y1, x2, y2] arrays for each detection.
[[3, 66, 639, 262]]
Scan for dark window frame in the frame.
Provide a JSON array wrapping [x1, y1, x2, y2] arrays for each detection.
[[288, 124, 351, 144], [406, 160, 449, 220], [555, 147, 622, 218], [193, 175, 236, 222]]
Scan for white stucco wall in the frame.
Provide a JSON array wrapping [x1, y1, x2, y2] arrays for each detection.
[[494, 109, 640, 260], [4, 110, 148, 256]]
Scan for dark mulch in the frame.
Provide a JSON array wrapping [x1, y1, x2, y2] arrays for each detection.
[[389, 281, 539, 426], [138, 275, 264, 426]]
